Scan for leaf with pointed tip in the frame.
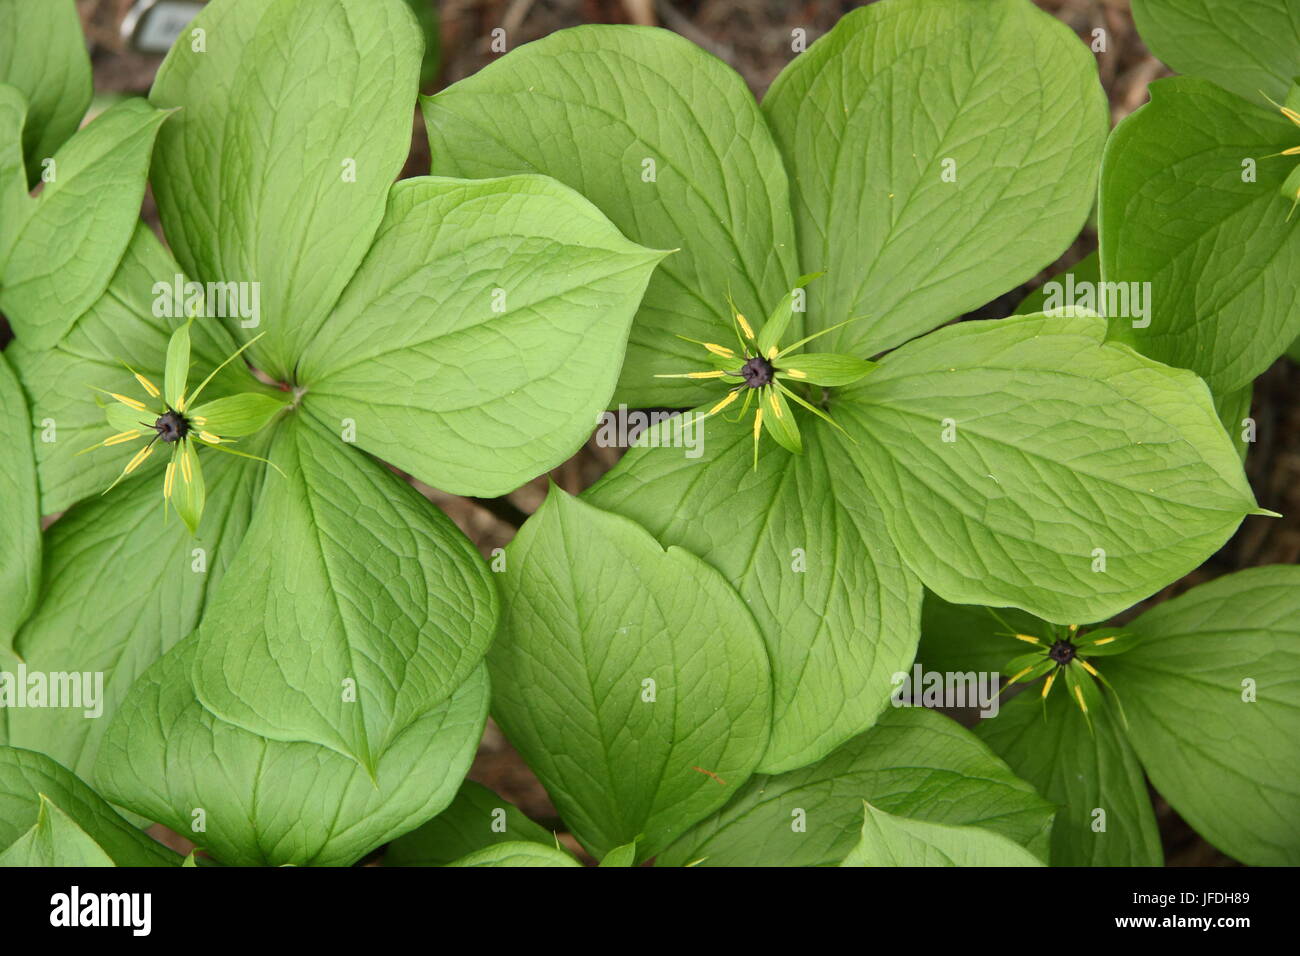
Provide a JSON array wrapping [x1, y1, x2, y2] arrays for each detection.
[[0, 99, 172, 349], [487, 489, 771, 861], [0, 0, 91, 185], [657, 707, 1053, 867], [0, 795, 115, 867], [976, 685, 1162, 866], [422, 25, 800, 409], [445, 842, 582, 868], [96, 640, 489, 868], [297, 175, 666, 497], [840, 803, 1043, 867], [600, 841, 638, 867], [838, 312, 1260, 623], [916, 591, 1047, 678], [1105, 565, 1300, 866], [0, 746, 176, 866], [1099, 77, 1300, 394], [586, 410, 922, 774], [762, 0, 1107, 357], [190, 412, 497, 774], [148, 0, 422, 379]]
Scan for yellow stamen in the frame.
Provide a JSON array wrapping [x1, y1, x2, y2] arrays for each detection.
[[1282, 145, 1300, 155], [1068, 623, 1078, 632], [703, 343, 734, 358], [191, 416, 208, 427], [688, 370, 726, 379], [768, 390, 782, 419], [198, 431, 222, 444], [104, 430, 142, 447], [1012, 633, 1041, 645], [1091, 636, 1116, 646], [124, 443, 154, 474], [163, 462, 176, 500], [109, 392, 147, 411], [753, 406, 763, 439], [1004, 666, 1033, 686], [180, 449, 192, 483], [1041, 671, 1056, 698], [176, 392, 187, 413], [766, 345, 778, 360], [134, 373, 161, 398], [735, 314, 755, 340], [1078, 659, 1100, 678], [783, 369, 807, 379], [1281, 105, 1300, 125], [1073, 684, 1088, 712], [707, 392, 740, 416]]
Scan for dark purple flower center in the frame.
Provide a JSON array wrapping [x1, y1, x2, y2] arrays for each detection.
[[1048, 640, 1077, 665], [740, 355, 774, 388], [154, 410, 190, 444]]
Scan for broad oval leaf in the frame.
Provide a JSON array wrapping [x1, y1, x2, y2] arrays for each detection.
[[422, 24, 800, 409], [296, 175, 666, 497], [190, 412, 498, 775], [1104, 565, 1300, 866], [840, 312, 1261, 623], [488, 489, 772, 861], [445, 841, 581, 868], [762, 0, 1107, 357], [148, 0, 422, 379], [657, 706, 1053, 867], [96, 639, 489, 868], [976, 685, 1163, 866], [1099, 76, 1300, 394], [0, 98, 172, 349], [0, 746, 176, 866], [1132, 0, 1300, 103], [586, 410, 923, 774], [0, 348, 39, 651], [0, 795, 115, 867], [840, 803, 1043, 867], [0, 0, 91, 184]]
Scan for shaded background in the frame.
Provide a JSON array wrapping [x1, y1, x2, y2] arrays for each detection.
[[50, 0, 1300, 865]]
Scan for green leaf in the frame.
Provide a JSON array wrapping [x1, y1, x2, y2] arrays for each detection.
[[96, 639, 489, 868], [1013, 251, 1100, 316], [487, 489, 771, 861], [7, 224, 251, 513], [916, 591, 1046, 677], [1214, 384, 1254, 464], [840, 802, 1043, 867], [1288, 336, 1300, 363], [190, 412, 498, 774], [422, 25, 800, 409], [976, 684, 1162, 866], [385, 780, 553, 867], [5, 432, 265, 780], [1099, 76, 1300, 394], [839, 312, 1260, 623], [1104, 565, 1300, 865], [586, 411, 922, 774], [164, 321, 191, 410], [0, 98, 172, 349], [0, 83, 29, 235], [0, 794, 116, 867], [189, 392, 287, 438], [600, 841, 638, 867], [0, 746, 176, 866], [756, 272, 822, 357], [0, 0, 91, 184], [0, 348, 39, 652], [1131, 0, 1300, 103], [296, 175, 666, 497], [657, 707, 1054, 867], [761, 0, 1107, 357], [778, 353, 874, 387], [171, 439, 205, 536], [445, 842, 582, 868], [148, 0, 423, 380]]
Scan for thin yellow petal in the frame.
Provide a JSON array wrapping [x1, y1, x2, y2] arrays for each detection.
[[124, 443, 155, 474], [706, 391, 740, 417], [735, 313, 755, 340], [163, 462, 176, 500], [703, 343, 734, 358], [104, 430, 143, 447], [134, 373, 161, 398], [1041, 671, 1056, 698]]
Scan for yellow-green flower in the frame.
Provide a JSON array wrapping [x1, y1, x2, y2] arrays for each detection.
[[656, 274, 875, 467], [80, 322, 286, 533], [1263, 92, 1300, 218], [999, 622, 1139, 729]]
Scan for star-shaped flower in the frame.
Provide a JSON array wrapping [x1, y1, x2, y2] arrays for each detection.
[[999, 621, 1139, 729]]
